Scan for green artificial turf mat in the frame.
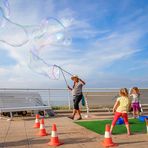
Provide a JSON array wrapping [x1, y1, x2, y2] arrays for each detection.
[[75, 119, 146, 135]]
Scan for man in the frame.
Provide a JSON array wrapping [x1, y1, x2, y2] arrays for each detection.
[[67, 75, 85, 120]]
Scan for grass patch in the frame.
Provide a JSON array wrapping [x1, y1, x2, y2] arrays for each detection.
[[75, 119, 146, 135], [52, 106, 70, 110], [52, 106, 86, 110]]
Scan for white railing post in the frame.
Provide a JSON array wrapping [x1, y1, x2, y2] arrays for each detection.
[[67, 89, 71, 110], [48, 89, 50, 107]]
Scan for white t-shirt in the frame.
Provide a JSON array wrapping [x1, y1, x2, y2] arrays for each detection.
[[130, 94, 140, 103]]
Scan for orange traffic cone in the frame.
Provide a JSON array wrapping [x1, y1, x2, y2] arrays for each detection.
[[101, 124, 118, 147], [38, 118, 48, 136], [48, 124, 63, 146], [34, 114, 40, 128], [145, 118, 148, 134]]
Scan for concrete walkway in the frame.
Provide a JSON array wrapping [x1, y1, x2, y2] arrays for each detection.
[[0, 116, 148, 148]]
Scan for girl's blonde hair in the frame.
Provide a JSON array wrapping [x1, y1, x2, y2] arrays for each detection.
[[130, 87, 140, 95], [119, 88, 128, 97]]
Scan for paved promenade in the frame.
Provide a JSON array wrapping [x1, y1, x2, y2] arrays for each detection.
[[0, 116, 148, 148]]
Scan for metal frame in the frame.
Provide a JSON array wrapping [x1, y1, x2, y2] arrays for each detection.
[[0, 88, 148, 118]]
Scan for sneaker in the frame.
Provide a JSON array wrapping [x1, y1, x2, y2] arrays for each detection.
[[68, 116, 74, 120], [77, 117, 82, 120], [128, 132, 131, 136]]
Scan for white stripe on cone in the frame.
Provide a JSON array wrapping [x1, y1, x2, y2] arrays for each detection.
[[51, 131, 58, 137], [40, 124, 44, 129], [104, 131, 111, 138], [146, 119, 148, 134], [35, 119, 39, 123]]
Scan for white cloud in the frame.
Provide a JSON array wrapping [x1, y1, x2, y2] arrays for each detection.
[[0, 67, 7, 74], [0, 25, 145, 88], [0, 0, 148, 88]]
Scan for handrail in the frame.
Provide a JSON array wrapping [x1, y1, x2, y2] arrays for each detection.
[[0, 88, 148, 90]]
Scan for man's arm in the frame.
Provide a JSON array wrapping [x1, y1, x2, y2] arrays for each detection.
[[79, 78, 86, 85], [67, 85, 72, 91]]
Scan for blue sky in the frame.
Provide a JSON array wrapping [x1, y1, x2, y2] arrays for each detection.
[[0, 0, 148, 88]]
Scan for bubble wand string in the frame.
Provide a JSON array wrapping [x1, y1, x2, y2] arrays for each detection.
[[30, 50, 73, 82], [54, 64, 73, 76], [60, 68, 69, 86]]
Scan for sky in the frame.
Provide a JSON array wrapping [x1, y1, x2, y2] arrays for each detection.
[[0, 0, 148, 89]]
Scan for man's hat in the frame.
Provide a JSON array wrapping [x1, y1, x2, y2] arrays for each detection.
[[71, 75, 79, 80]]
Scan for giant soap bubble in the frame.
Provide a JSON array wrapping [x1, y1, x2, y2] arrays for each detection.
[[0, 0, 72, 81], [0, 0, 10, 27], [29, 47, 61, 79], [29, 17, 72, 79], [0, 7, 29, 47], [31, 17, 71, 49]]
